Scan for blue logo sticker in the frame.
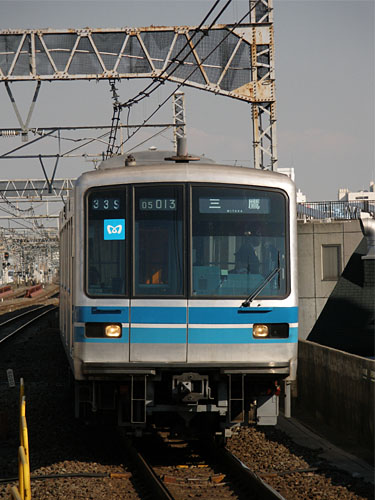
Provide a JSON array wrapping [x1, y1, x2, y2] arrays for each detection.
[[104, 219, 125, 240]]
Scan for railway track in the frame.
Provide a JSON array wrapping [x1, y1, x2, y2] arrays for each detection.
[[11, 425, 285, 500], [122, 430, 285, 500], [0, 304, 57, 346]]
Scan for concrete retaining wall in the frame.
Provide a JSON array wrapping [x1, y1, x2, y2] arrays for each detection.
[[297, 220, 363, 340], [296, 340, 375, 454]]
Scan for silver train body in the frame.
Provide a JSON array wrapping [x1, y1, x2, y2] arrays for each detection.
[[59, 151, 298, 433]]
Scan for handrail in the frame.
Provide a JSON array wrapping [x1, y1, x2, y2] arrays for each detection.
[[10, 379, 31, 500]]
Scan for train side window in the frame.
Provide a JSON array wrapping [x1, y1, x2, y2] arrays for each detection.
[[86, 188, 127, 296], [134, 185, 184, 296]]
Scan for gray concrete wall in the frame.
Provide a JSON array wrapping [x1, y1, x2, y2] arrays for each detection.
[[296, 340, 375, 455], [297, 220, 363, 339]]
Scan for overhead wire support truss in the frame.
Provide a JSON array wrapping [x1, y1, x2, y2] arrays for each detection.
[[0, 22, 275, 102], [0, 178, 74, 201]]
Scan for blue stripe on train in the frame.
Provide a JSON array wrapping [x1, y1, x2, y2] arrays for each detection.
[[74, 305, 297, 325], [73, 305, 298, 344], [74, 326, 298, 344], [74, 306, 186, 324], [188, 306, 298, 324], [131, 307, 186, 324], [74, 306, 129, 323], [188, 326, 298, 344], [130, 326, 298, 344]]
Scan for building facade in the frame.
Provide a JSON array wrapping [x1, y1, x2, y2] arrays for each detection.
[[338, 182, 375, 202]]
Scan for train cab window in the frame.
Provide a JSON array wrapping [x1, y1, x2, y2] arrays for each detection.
[[191, 186, 288, 298], [134, 185, 184, 296], [86, 188, 127, 296]]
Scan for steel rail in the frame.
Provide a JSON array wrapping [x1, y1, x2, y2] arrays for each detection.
[[121, 436, 175, 500], [216, 443, 287, 500], [0, 304, 49, 328], [121, 429, 286, 500], [0, 305, 57, 346]]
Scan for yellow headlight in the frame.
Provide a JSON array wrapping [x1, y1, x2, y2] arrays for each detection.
[[253, 324, 269, 338], [105, 324, 122, 338]]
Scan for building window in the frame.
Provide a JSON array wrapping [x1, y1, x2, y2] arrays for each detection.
[[322, 244, 341, 281]]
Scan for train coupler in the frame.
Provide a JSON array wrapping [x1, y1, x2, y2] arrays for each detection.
[[172, 372, 211, 403]]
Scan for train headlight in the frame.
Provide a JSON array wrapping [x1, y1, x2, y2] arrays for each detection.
[[252, 324, 289, 339], [253, 324, 269, 338], [105, 324, 122, 338]]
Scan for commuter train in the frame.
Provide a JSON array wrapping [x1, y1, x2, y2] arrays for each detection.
[[59, 148, 298, 435]]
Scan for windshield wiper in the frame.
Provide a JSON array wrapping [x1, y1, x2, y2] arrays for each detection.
[[241, 253, 281, 308]]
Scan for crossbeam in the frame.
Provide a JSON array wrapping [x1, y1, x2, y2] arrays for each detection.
[[0, 24, 274, 103], [0, 178, 74, 201]]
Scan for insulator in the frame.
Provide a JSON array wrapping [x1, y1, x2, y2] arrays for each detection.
[[0, 130, 19, 137]]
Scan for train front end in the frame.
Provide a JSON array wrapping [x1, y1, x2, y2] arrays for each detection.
[[61, 156, 298, 434]]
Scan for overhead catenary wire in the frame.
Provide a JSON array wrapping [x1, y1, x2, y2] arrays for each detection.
[[0, 193, 35, 213], [61, 131, 111, 157], [0, 196, 58, 235], [115, 1, 259, 154], [105, 0, 228, 157], [119, 0, 232, 109], [0, 206, 37, 231], [106, 0, 234, 157], [125, 126, 172, 154]]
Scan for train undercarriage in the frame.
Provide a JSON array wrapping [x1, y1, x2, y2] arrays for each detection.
[[74, 369, 288, 435]]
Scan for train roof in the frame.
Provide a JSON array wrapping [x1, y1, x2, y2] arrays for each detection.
[[73, 149, 296, 199], [98, 149, 215, 169]]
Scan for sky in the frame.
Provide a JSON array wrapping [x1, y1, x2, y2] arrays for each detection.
[[0, 0, 374, 202]]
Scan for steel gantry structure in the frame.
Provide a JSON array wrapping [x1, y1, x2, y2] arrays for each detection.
[[0, 178, 74, 219], [0, 0, 277, 171]]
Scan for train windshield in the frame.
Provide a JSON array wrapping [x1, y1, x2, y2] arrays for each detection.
[[191, 186, 288, 298], [86, 188, 127, 296], [85, 183, 288, 299], [134, 185, 184, 296]]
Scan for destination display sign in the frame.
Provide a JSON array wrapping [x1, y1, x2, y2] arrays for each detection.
[[199, 197, 270, 214]]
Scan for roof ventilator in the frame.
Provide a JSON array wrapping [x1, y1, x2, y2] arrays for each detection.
[[125, 154, 136, 167]]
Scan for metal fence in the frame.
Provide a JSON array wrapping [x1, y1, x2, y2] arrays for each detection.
[[297, 200, 375, 220]]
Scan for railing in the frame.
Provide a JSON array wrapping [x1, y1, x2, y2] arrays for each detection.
[[10, 378, 31, 500], [297, 200, 375, 220]]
